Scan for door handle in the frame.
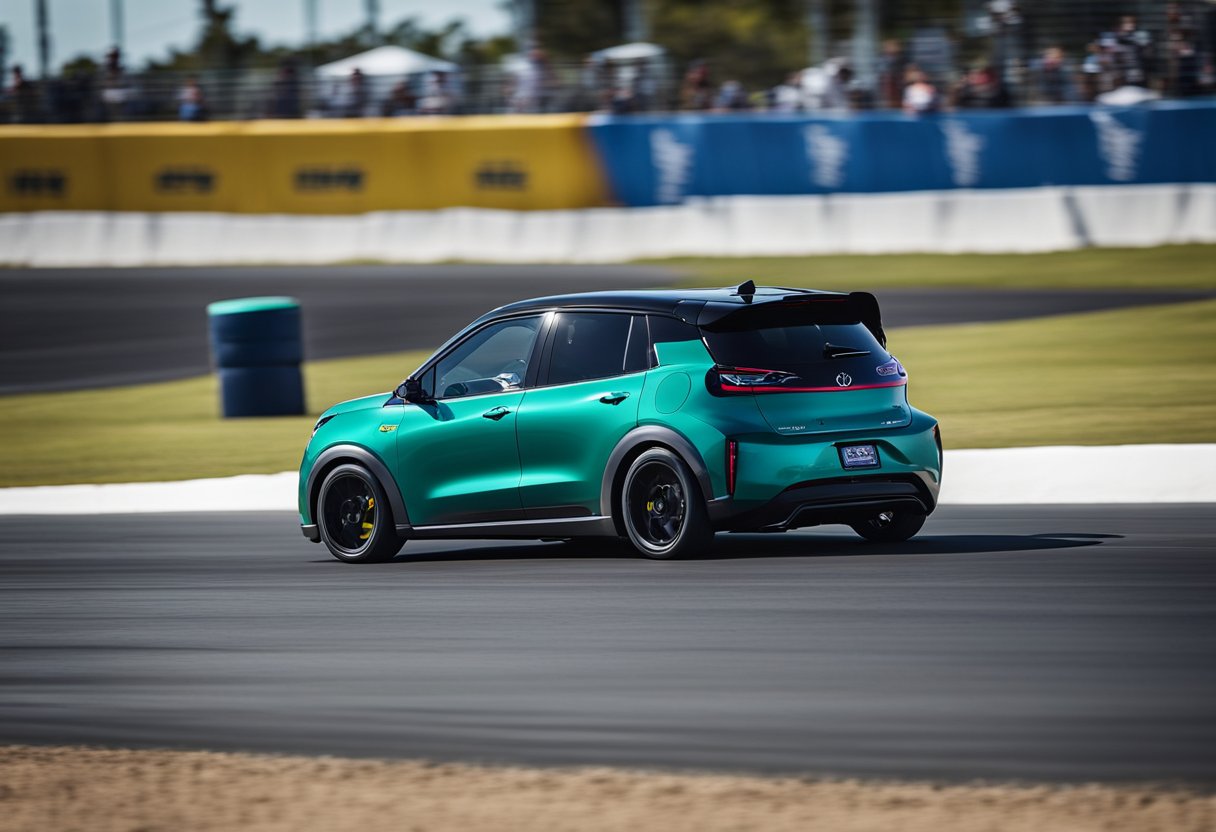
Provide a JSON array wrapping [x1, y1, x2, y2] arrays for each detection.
[[599, 392, 631, 405], [482, 406, 511, 420]]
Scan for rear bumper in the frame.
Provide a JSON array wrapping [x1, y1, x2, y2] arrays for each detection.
[[710, 472, 937, 532]]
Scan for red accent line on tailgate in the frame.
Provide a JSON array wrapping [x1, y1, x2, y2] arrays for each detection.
[[719, 379, 908, 393]]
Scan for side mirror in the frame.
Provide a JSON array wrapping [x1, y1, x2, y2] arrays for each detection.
[[395, 377, 433, 404]]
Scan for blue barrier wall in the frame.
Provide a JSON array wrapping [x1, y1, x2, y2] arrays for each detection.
[[586, 101, 1216, 207]]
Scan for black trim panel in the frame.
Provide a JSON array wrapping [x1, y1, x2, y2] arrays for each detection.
[[718, 475, 935, 532], [525, 504, 595, 520], [417, 499, 603, 525], [409, 515, 617, 540], [305, 445, 410, 529], [301, 523, 320, 542]]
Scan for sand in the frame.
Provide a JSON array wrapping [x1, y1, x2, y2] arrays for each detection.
[[1, 744, 1212, 832]]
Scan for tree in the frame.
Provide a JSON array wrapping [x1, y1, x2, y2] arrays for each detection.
[[536, 0, 624, 57], [531, 0, 811, 89], [651, 0, 808, 89], [137, 8, 515, 78], [147, 0, 263, 72]]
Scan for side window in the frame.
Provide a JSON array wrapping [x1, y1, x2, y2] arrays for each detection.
[[546, 312, 634, 386], [433, 316, 542, 400], [417, 366, 437, 398], [646, 315, 701, 366]]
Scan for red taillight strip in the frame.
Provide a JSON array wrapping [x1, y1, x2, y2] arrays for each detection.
[[719, 379, 908, 394], [726, 439, 738, 496]]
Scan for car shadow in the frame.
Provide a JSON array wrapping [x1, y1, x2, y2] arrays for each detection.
[[687, 531, 1120, 560], [358, 530, 1122, 565]]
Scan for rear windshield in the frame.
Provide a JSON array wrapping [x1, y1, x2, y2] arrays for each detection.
[[702, 321, 887, 369]]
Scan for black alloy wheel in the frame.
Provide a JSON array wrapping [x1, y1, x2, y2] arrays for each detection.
[[317, 463, 404, 563], [621, 448, 713, 559]]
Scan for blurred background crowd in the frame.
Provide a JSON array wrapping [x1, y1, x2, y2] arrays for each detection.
[[2, 0, 1214, 124]]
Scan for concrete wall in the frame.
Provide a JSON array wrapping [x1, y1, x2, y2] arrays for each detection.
[[3, 184, 1212, 266]]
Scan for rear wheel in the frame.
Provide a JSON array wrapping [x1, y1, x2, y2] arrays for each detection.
[[621, 448, 713, 560], [317, 463, 405, 563], [850, 510, 926, 543]]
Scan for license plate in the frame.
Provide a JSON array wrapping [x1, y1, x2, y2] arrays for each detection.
[[839, 444, 880, 470]]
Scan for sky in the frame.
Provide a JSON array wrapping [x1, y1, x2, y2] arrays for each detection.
[[1, 0, 513, 73]]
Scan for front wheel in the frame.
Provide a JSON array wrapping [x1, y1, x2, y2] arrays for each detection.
[[850, 510, 926, 543], [317, 463, 405, 563], [620, 448, 713, 560]]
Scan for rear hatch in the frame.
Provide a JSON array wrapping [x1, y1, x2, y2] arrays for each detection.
[[699, 294, 911, 436]]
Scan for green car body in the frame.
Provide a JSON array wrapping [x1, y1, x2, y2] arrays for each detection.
[[300, 285, 942, 562]]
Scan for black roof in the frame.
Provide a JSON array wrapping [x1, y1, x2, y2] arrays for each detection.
[[476, 285, 847, 327]]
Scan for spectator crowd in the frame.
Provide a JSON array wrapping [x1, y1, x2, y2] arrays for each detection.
[[3, 5, 1213, 124]]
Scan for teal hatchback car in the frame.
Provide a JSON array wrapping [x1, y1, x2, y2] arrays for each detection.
[[300, 283, 942, 563]]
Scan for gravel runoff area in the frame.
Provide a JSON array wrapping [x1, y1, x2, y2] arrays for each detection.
[[2, 745, 1212, 832]]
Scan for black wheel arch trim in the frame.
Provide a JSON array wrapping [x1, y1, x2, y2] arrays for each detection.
[[599, 426, 714, 521], [306, 445, 410, 530]]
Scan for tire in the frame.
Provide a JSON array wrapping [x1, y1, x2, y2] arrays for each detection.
[[620, 448, 713, 560], [317, 463, 405, 563], [217, 366, 305, 417], [849, 510, 926, 543]]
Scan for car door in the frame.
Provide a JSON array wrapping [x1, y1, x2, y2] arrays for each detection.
[[395, 314, 546, 526], [515, 312, 649, 517]]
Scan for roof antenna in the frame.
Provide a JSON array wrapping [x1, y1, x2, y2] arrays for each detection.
[[734, 279, 756, 300]]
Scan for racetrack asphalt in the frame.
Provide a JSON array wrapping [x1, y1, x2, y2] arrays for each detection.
[[2, 265, 1211, 394], [2, 505, 1213, 784]]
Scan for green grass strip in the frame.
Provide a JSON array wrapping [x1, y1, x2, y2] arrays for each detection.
[[647, 244, 1216, 290], [891, 298, 1216, 450], [0, 350, 427, 488]]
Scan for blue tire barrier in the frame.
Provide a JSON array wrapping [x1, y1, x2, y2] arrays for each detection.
[[207, 296, 305, 418], [210, 338, 303, 369], [216, 366, 307, 418]]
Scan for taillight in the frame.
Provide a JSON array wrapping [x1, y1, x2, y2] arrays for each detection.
[[875, 357, 906, 378], [726, 439, 738, 496], [711, 367, 798, 395], [708, 365, 906, 395]]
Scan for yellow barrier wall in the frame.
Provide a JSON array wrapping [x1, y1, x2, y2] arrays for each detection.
[[0, 115, 610, 214], [0, 127, 109, 211]]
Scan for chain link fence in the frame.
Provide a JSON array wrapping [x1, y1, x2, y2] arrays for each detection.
[[2, 1, 1213, 123]]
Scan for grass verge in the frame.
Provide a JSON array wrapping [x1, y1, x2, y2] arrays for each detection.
[[3, 745, 1211, 832], [647, 244, 1216, 290], [1, 301, 1214, 487], [892, 298, 1216, 449], [0, 349, 428, 487]]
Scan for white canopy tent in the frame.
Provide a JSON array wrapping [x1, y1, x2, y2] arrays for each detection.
[[316, 45, 458, 79], [316, 46, 460, 116], [589, 42, 666, 63]]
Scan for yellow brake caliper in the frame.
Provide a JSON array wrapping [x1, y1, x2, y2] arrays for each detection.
[[359, 497, 375, 540]]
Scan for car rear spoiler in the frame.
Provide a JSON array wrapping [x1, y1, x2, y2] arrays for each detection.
[[695, 291, 887, 348]]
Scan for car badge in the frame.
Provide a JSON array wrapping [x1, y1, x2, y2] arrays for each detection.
[[835, 373, 853, 388], [379, 425, 398, 432]]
